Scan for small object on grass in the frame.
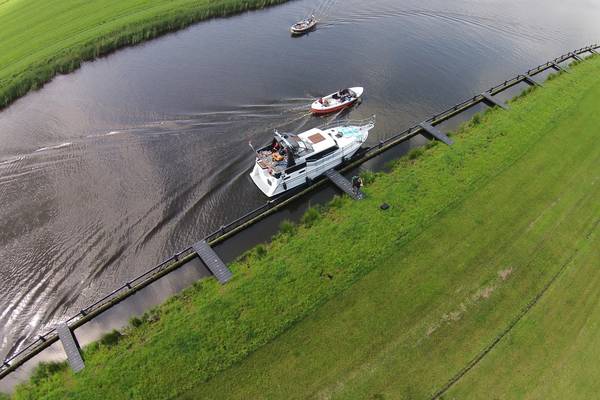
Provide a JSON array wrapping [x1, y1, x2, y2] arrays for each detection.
[[380, 203, 390, 210]]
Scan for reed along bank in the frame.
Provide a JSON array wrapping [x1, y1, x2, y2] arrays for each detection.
[[0, 0, 289, 110]]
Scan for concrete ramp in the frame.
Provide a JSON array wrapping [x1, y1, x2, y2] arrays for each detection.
[[56, 323, 84, 373], [481, 92, 509, 110], [324, 169, 364, 200], [523, 74, 543, 87], [419, 122, 453, 146], [551, 62, 568, 73], [193, 241, 232, 284]]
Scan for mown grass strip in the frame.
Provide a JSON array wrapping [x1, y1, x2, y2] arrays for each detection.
[[0, 0, 289, 110], [9, 57, 600, 400], [446, 225, 600, 399], [431, 221, 599, 400]]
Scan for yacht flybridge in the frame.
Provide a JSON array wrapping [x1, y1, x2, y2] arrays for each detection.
[[250, 117, 375, 197]]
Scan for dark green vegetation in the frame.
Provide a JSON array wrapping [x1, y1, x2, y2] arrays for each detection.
[[9, 57, 600, 399], [0, 0, 288, 110]]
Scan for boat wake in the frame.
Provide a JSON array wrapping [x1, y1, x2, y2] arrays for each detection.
[[0, 94, 358, 367], [0, 156, 23, 167], [34, 142, 72, 153], [310, 0, 338, 19], [317, 4, 561, 44]]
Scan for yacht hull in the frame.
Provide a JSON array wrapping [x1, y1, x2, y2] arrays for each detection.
[[250, 119, 374, 197]]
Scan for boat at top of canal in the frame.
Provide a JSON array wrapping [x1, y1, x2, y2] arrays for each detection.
[[311, 87, 364, 115], [290, 15, 317, 35], [250, 116, 375, 197]]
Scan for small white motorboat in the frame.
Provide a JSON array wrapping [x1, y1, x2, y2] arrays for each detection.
[[250, 117, 375, 197], [290, 15, 318, 35], [311, 87, 364, 115]]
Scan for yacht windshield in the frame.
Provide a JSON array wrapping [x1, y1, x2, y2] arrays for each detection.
[[279, 133, 313, 157]]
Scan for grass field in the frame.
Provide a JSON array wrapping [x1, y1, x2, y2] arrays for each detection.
[[178, 58, 600, 399], [0, 0, 288, 110], [446, 226, 600, 399], [8, 57, 600, 399]]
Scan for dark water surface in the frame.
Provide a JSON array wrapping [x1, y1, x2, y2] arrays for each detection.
[[1, 0, 599, 389]]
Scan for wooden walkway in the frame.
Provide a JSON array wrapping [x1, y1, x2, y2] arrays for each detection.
[[481, 92, 509, 110], [523, 73, 543, 87], [193, 241, 232, 284], [324, 169, 364, 200], [419, 122, 454, 146], [551, 62, 568, 73], [56, 323, 85, 372]]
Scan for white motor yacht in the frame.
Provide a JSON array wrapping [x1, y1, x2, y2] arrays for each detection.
[[250, 117, 375, 197]]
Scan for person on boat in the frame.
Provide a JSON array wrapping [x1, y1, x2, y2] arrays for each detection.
[[286, 147, 296, 167], [273, 151, 284, 162]]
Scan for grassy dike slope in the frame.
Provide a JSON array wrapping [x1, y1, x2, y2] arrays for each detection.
[[444, 125, 600, 396], [447, 224, 600, 399], [182, 58, 600, 399], [11, 57, 600, 399], [0, 0, 287, 110]]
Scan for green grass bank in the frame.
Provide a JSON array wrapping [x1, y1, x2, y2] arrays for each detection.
[[179, 57, 600, 399], [0, 0, 289, 110], [9, 57, 600, 399]]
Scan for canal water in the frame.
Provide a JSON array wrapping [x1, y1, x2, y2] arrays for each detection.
[[0, 0, 599, 389]]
